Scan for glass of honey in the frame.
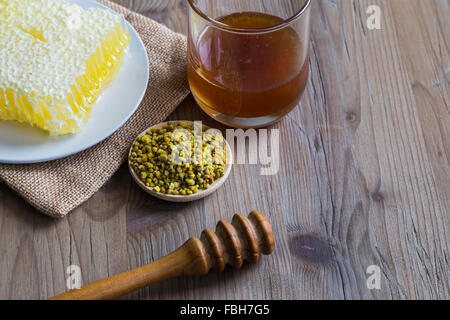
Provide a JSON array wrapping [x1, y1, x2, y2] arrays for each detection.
[[187, 0, 311, 128]]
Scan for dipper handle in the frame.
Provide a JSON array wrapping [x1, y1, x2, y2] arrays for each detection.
[[51, 210, 274, 300]]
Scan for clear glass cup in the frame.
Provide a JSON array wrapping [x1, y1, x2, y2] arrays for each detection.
[[187, 0, 311, 128]]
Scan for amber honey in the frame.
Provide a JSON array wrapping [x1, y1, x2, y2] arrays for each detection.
[[188, 12, 309, 125]]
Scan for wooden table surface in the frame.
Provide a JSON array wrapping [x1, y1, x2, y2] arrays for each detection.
[[0, 0, 448, 300]]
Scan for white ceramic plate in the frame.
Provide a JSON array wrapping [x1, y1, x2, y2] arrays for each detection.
[[0, 0, 149, 164]]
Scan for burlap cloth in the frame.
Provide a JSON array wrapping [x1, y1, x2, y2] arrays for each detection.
[[0, 0, 190, 218]]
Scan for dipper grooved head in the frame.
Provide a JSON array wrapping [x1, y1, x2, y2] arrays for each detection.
[[198, 210, 275, 272]]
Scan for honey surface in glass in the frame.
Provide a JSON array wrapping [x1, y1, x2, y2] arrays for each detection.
[[188, 12, 309, 119]]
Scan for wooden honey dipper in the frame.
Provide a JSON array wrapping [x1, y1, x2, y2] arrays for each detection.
[[51, 210, 274, 300]]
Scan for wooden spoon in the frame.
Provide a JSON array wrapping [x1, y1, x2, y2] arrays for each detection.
[[128, 121, 233, 202], [50, 210, 274, 300]]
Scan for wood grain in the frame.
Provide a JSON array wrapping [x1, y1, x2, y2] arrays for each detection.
[[0, 0, 448, 300]]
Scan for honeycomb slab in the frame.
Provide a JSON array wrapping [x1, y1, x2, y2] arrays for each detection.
[[0, 0, 130, 135]]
